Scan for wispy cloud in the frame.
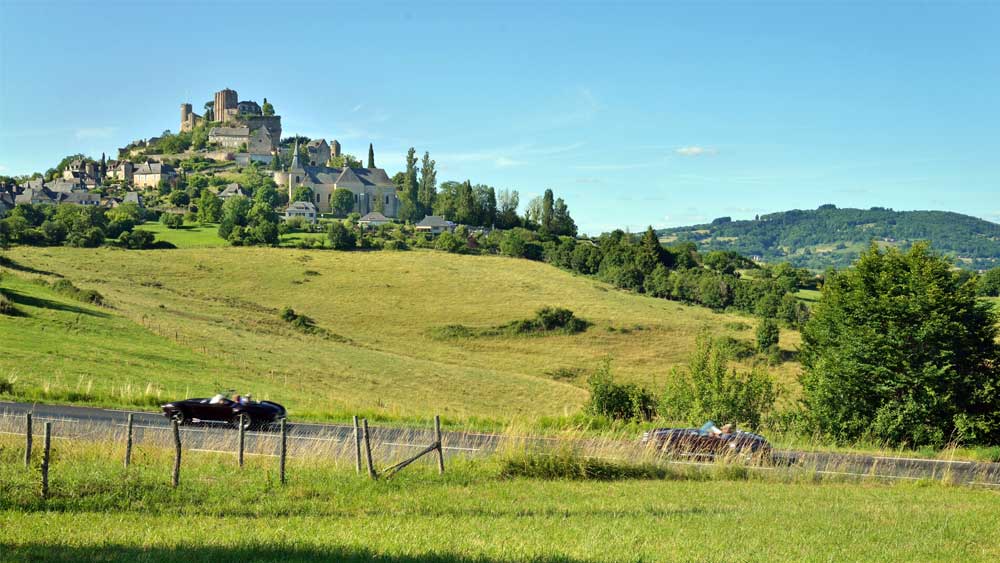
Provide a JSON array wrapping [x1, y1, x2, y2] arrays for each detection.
[[351, 104, 363, 113], [438, 142, 585, 169], [675, 146, 718, 157], [574, 160, 662, 171], [75, 127, 115, 140]]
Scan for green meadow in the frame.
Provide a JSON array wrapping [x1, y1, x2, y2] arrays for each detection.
[[0, 246, 802, 425], [1, 435, 997, 563]]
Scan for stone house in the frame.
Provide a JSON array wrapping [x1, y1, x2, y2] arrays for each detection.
[[209, 126, 250, 149], [358, 211, 391, 229], [133, 162, 177, 189], [305, 139, 331, 166], [218, 183, 246, 200], [106, 160, 134, 183], [285, 201, 318, 224], [248, 127, 274, 155], [415, 215, 456, 235], [63, 192, 102, 206]]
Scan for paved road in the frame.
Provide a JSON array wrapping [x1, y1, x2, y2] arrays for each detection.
[[2, 401, 999, 486]]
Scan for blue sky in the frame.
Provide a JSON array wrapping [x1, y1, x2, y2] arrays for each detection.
[[2, 0, 998, 233]]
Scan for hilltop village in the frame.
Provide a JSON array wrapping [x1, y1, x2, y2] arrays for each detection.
[[0, 88, 403, 223]]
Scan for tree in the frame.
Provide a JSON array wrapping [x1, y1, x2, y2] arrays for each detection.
[[497, 189, 520, 229], [418, 151, 436, 216], [552, 197, 576, 236], [434, 231, 464, 253], [455, 181, 476, 225], [161, 213, 184, 229], [331, 189, 355, 217], [980, 267, 1000, 297], [373, 186, 385, 213], [474, 185, 497, 228], [660, 334, 778, 429], [203, 101, 215, 122], [433, 181, 461, 220], [329, 154, 363, 168], [262, 98, 275, 116], [801, 243, 1000, 446], [397, 148, 421, 222], [540, 189, 555, 235], [756, 317, 780, 353], [327, 221, 356, 250], [218, 195, 251, 239], [168, 189, 189, 207], [523, 196, 544, 229], [292, 185, 314, 203], [367, 143, 375, 168], [637, 226, 667, 272], [196, 190, 222, 224]]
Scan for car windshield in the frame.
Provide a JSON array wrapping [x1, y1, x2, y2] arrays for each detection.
[[209, 393, 227, 404]]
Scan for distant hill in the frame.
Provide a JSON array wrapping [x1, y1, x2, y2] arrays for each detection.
[[658, 206, 1000, 271]]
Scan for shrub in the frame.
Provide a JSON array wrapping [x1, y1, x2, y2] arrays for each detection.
[[755, 317, 780, 353], [585, 359, 657, 421], [49, 278, 105, 306], [499, 448, 669, 481], [801, 243, 1000, 447], [434, 231, 464, 253], [327, 222, 356, 250], [0, 293, 18, 316], [119, 230, 156, 250], [161, 213, 184, 229], [660, 334, 778, 429], [500, 307, 591, 335]]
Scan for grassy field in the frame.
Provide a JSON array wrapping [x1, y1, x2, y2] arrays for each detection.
[[136, 222, 228, 248], [1, 434, 997, 562], [0, 246, 801, 425]]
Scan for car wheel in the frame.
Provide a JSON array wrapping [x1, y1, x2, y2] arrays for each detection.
[[232, 415, 252, 431], [172, 411, 187, 425]]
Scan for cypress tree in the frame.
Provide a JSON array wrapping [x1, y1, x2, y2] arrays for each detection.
[[368, 143, 375, 168], [540, 189, 555, 234], [418, 151, 437, 216]]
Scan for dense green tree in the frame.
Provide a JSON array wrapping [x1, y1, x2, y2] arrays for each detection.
[[262, 98, 275, 116], [331, 188, 355, 217], [196, 190, 222, 224], [756, 317, 780, 353], [552, 197, 576, 236], [291, 185, 314, 203], [119, 229, 155, 250], [433, 181, 461, 220], [540, 189, 555, 235], [161, 213, 184, 229], [637, 226, 668, 272], [327, 221, 356, 250], [979, 267, 1000, 297], [367, 143, 375, 168], [801, 243, 1000, 446], [329, 154, 363, 168], [474, 185, 497, 228], [455, 181, 476, 225], [418, 151, 436, 216], [218, 195, 251, 239], [168, 189, 189, 207], [396, 148, 421, 222], [434, 231, 464, 253]]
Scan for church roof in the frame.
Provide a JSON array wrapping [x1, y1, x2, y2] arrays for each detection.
[[299, 165, 395, 189]]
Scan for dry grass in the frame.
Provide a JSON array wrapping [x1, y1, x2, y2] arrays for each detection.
[[1, 247, 802, 425]]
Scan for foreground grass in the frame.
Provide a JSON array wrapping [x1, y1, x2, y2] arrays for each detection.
[[0, 246, 801, 425], [1, 436, 998, 562]]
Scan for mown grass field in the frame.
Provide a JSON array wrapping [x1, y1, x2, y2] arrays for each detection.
[[0, 246, 802, 425], [139, 221, 328, 250], [1, 434, 997, 562]]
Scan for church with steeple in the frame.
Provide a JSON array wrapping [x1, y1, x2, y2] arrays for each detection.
[[273, 140, 399, 216]]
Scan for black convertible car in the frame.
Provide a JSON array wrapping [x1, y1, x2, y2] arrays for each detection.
[[161, 394, 286, 429], [641, 421, 772, 462]]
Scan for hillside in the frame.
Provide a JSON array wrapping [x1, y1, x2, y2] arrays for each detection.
[[658, 206, 1000, 270], [0, 247, 801, 425]]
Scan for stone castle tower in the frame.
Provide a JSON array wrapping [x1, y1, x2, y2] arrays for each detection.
[[179, 103, 202, 132], [214, 88, 239, 123]]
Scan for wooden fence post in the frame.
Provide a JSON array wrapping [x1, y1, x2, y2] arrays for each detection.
[[435, 415, 445, 475], [238, 414, 246, 469], [353, 415, 362, 474], [124, 413, 134, 469], [40, 422, 51, 499], [362, 419, 377, 480], [279, 418, 287, 485], [24, 412, 32, 469], [171, 420, 181, 488]]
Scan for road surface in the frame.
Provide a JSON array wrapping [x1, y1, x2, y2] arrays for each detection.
[[2, 401, 998, 486]]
